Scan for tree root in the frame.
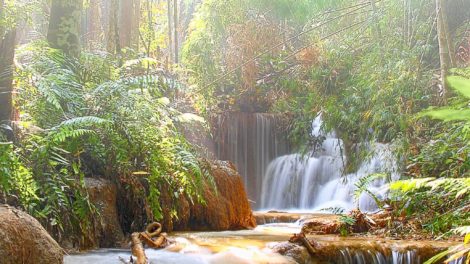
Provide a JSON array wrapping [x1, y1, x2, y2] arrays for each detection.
[[289, 232, 317, 257], [126, 222, 171, 264]]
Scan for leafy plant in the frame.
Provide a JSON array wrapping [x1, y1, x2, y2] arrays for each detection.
[[390, 178, 470, 236], [420, 73, 470, 122], [353, 173, 389, 209]]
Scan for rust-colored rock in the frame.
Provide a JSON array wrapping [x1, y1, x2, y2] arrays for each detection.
[[161, 160, 257, 231], [85, 178, 125, 248], [270, 242, 312, 264], [185, 160, 257, 230], [301, 214, 340, 235], [0, 204, 63, 264]]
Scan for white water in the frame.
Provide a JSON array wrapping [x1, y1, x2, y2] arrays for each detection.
[[260, 115, 400, 212], [64, 223, 462, 264], [215, 113, 290, 206]]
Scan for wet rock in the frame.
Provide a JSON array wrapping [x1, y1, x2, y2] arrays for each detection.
[[85, 178, 125, 248], [254, 212, 313, 225], [0, 204, 63, 264], [301, 215, 340, 235], [185, 160, 257, 230], [271, 242, 312, 264], [160, 160, 256, 231]]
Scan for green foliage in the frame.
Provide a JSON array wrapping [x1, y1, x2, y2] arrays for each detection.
[[390, 178, 470, 236], [420, 72, 470, 122], [425, 227, 470, 264], [353, 173, 388, 208], [338, 215, 356, 237], [11, 41, 210, 242]]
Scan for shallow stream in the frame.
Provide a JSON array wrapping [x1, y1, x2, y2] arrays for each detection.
[[64, 219, 459, 264]]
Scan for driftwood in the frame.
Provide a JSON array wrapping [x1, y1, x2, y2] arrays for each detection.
[[126, 222, 170, 264], [289, 232, 317, 257], [131, 232, 148, 264]]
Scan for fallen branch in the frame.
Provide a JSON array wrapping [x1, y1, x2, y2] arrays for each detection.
[[131, 232, 148, 264], [289, 233, 317, 257]]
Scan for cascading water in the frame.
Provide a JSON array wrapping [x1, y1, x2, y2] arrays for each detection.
[[260, 115, 400, 212], [214, 113, 399, 211], [214, 113, 290, 206]]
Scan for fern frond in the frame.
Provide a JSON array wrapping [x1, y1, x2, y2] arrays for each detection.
[[354, 173, 388, 203]]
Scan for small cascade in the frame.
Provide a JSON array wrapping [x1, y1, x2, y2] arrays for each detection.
[[214, 113, 290, 207], [336, 248, 420, 264], [332, 247, 465, 264], [261, 115, 400, 211]]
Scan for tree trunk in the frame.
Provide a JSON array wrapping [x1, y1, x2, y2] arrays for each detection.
[[47, 0, 82, 56], [85, 0, 103, 49], [167, 0, 172, 63], [436, 0, 451, 101], [119, 0, 133, 48], [0, 30, 16, 125], [173, 0, 178, 64], [107, 0, 121, 56], [0, 28, 16, 125], [370, 0, 382, 41]]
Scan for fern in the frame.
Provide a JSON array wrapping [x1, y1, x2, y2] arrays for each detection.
[[420, 73, 470, 123], [353, 173, 388, 208]]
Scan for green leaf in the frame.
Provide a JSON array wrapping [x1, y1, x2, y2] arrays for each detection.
[[422, 108, 470, 122], [448, 75, 470, 99]]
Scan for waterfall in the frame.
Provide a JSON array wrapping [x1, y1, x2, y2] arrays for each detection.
[[214, 113, 290, 207], [214, 113, 399, 211], [260, 115, 400, 212], [334, 248, 465, 264]]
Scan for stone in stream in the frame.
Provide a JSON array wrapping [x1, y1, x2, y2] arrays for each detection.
[[168, 160, 257, 231], [85, 178, 126, 248], [0, 204, 63, 264]]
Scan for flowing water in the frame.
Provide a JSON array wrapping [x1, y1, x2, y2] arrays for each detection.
[[214, 113, 291, 205], [66, 114, 461, 263], [64, 222, 460, 264], [260, 115, 400, 212], [215, 113, 399, 212], [65, 224, 297, 264]]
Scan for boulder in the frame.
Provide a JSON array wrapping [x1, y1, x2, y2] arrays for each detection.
[[187, 160, 257, 230], [270, 242, 311, 264], [0, 204, 63, 264], [85, 178, 125, 248], [162, 160, 257, 231]]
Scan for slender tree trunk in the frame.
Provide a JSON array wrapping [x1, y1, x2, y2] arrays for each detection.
[[436, 0, 451, 101], [119, 0, 132, 48], [86, 0, 103, 49], [132, 0, 141, 50], [0, 29, 17, 125], [173, 0, 178, 64], [0, 0, 16, 125], [167, 0, 172, 63], [370, 0, 382, 41], [107, 0, 121, 56], [47, 0, 83, 56]]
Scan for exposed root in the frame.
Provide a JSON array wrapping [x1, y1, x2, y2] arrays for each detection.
[[131, 232, 148, 264], [127, 222, 171, 264], [289, 232, 317, 257]]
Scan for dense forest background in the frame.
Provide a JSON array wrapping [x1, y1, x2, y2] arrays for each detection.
[[0, 0, 469, 252]]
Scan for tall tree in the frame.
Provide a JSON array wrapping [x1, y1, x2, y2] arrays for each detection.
[[84, 0, 104, 49], [435, 0, 452, 100], [0, 0, 17, 125], [107, 0, 121, 55], [47, 0, 83, 56], [173, 0, 178, 63], [167, 0, 173, 63], [119, 0, 140, 49]]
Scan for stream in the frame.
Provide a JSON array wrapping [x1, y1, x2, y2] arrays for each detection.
[[64, 219, 459, 264], [64, 223, 297, 264]]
